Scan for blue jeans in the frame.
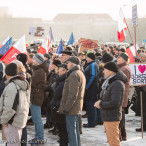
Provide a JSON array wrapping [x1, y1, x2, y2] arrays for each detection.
[[86, 100, 97, 126], [30, 104, 44, 140], [66, 115, 80, 146]]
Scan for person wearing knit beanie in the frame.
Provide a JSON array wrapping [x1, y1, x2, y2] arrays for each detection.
[[33, 53, 44, 65], [83, 52, 100, 128], [86, 52, 95, 61], [102, 53, 113, 64], [104, 61, 118, 73]]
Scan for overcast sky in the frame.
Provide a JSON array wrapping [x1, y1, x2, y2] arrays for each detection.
[[0, 0, 146, 20]]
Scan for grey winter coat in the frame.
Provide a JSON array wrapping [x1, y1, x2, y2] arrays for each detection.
[[0, 76, 30, 128]]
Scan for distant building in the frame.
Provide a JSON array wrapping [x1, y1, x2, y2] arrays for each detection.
[[0, 10, 146, 45]]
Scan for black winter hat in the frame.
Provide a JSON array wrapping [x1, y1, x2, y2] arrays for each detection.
[[87, 53, 95, 60], [67, 56, 80, 65], [95, 52, 102, 57], [104, 61, 118, 73], [44, 54, 51, 59], [58, 63, 67, 70], [102, 53, 113, 63], [61, 50, 72, 56], [5, 63, 18, 76], [16, 53, 28, 65], [66, 46, 73, 51], [119, 53, 129, 61], [53, 59, 61, 67]]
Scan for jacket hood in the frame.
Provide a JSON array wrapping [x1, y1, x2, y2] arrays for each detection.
[[33, 61, 48, 73], [109, 71, 127, 84], [5, 75, 29, 91]]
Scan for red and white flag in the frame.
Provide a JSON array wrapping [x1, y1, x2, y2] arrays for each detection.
[[117, 8, 128, 42], [126, 45, 138, 63], [1, 35, 26, 64], [0, 36, 10, 48], [37, 36, 49, 54]]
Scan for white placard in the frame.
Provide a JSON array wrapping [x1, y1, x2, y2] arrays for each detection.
[[132, 5, 138, 27], [29, 26, 44, 37], [129, 63, 146, 86]]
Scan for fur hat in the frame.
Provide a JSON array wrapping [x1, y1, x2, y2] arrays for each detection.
[[53, 59, 61, 67]]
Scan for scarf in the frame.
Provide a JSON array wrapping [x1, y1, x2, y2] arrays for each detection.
[[100, 74, 116, 99]]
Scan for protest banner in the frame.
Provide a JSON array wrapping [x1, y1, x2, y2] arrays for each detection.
[[78, 38, 98, 52], [129, 63, 146, 139], [129, 63, 146, 86]]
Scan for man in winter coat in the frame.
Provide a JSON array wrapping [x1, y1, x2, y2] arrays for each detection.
[[0, 63, 30, 146], [83, 52, 100, 128], [29, 53, 48, 145], [59, 56, 86, 146], [95, 61, 127, 146], [117, 53, 131, 141]]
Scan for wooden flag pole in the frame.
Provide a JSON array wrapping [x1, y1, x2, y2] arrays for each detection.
[[134, 27, 137, 56], [121, 8, 134, 44], [140, 90, 143, 139]]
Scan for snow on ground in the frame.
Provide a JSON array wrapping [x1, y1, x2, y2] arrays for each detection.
[[0, 109, 146, 146]]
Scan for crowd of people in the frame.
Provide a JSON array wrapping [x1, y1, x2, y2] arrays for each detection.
[[0, 42, 146, 146]]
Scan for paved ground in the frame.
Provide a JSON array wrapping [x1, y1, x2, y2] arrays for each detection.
[[0, 110, 146, 146]]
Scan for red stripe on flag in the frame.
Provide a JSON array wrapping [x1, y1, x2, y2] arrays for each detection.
[[117, 29, 125, 42], [37, 46, 46, 55], [1, 47, 20, 64], [126, 48, 135, 63]]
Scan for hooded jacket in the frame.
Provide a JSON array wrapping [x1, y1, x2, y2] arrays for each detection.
[[31, 62, 48, 106], [0, 76, 30, 128], [100, 71, 127, 122]]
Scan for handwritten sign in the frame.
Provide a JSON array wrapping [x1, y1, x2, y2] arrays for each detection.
[[129, 63, 146, 86]]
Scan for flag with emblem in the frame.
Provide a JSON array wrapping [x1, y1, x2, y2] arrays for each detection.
[[57, 39, 64, 54], [1, 35, 26, 64], [0, 37, 10, 49], [0, 37, 12, 55]]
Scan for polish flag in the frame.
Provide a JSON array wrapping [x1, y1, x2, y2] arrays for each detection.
[[1, 35, 26, 64], [117, 8, 128, 42], [0, 36, 10, 48], [37, 37, 49, 54], [126, 45, 137, 63]]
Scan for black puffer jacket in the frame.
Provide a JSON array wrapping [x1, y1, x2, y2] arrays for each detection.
[[100, 71, 127, 122]]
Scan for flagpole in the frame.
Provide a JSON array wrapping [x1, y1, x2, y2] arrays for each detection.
[[121, 8, 134, 44]]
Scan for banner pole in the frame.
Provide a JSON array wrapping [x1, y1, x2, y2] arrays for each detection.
[[140, 90, 143, 139], [134, 27, 137, 56]]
